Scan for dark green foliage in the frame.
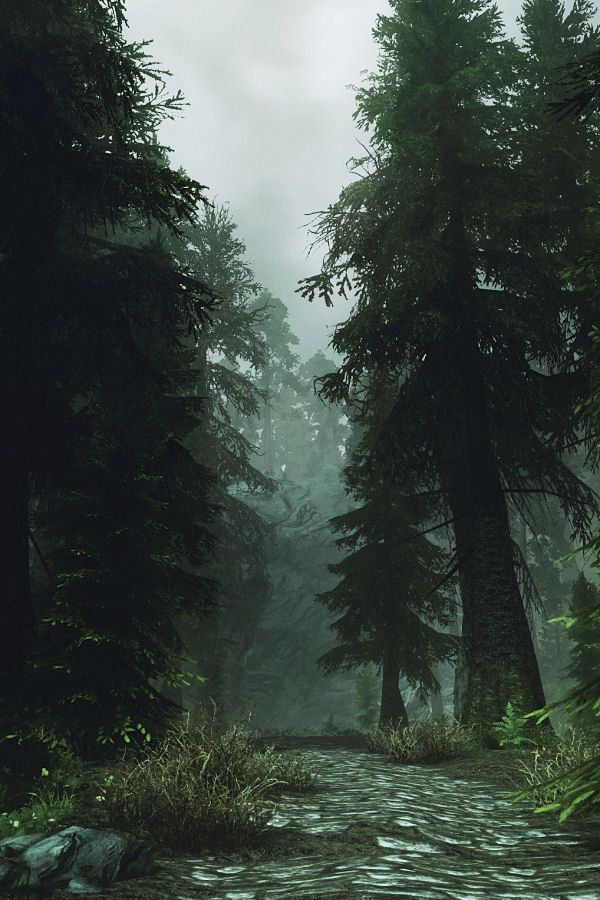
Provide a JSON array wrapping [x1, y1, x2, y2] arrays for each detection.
[[300, 0, 599, 733], [522, 4, 600, 809], [565, 572, 600, 734], [542, 0, 600, 121], [31, 241, 217, 752], [172, 205, 274, 715], [0, 0, 216, 753], [355, 665, 380, 731], [319, 482, 456, 680], [527, 326, 600, 819], [318, 384, 456, 726], [249, 291, 301, 478]]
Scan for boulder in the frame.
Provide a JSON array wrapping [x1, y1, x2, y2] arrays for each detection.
[[0, 826, 155, 893]]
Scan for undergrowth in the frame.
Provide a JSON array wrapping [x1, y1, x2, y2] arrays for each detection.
[[0, 787, 75, 840], [517, 727, 600, 819], [368, 717, 477, 763], [102, 716, 315, 851], [0, 746, 82, 839]]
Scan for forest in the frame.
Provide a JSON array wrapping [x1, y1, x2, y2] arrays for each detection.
[[0, 0, 599, 897]]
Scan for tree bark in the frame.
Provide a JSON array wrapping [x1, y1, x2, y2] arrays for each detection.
[[433, 337, 546, 737], [379, 654, 408, 727], [430, 664, 444, 721], [0, 459, 35, 670]]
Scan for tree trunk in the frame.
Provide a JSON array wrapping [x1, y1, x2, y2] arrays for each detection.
[[433, 337, 546, 737], [379, 655, 408, 727], [430, 664, 444, 721], [0, 461, 35, 671], [262, 367, 274, 478]]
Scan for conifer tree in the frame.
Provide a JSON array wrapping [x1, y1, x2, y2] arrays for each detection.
[[172, 205, 274, 716], [0, 0, 215, 748], [249, 292, 301, 478], [297, 352, 350, 481], [512, 0, 600, 357], [33, 239, 216, 751], [520, 3, 600, 819], [318, 390, 456, 727], [300, 0, 598, 734], [565, 572, 600, 733]]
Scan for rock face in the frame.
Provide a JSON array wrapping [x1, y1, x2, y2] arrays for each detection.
[[0, 826, 155, 893], [222, 478, 361, 731]]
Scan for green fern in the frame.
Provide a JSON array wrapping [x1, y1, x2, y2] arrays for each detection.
[[493, 702, 536, 750]]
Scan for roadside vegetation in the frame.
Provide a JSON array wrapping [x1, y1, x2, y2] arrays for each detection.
[[368, 717, 477, 764], [0, 716, 315, 852], [516, 728, 600, 820], [102, 717, 315, 851]]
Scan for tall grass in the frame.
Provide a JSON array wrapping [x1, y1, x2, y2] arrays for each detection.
[[368, 717, 477, 763], [0, 786, 75, 840], [517, 727, 600, 815], [103, 717, 315, 851]]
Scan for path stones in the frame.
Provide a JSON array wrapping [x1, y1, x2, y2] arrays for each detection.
[[0, 826, 155, 893]]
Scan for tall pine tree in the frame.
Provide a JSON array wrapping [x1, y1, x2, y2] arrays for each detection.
[[319, 397, 456, 726], [0, 0, 215, 749], [300, 0, 597, 735]]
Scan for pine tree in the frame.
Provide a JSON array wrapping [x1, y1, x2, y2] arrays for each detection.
[[172, 205, 274, 717], [0, 1, 215, 748], [503, 0, 600, 821], [318, 392, 456, 727], [249, 292, 301, 478], [300, 0, 598, 735], [512, 0, 600, 357], [297, 352, 350, 481], [566, 573, 600, 734], [32, 240, 217, 752]]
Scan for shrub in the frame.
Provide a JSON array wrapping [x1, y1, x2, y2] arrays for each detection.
[[103, 718, 314, 851], [0, 740, 81, 839], [264, 750, 316, 793], [368, 716, 477, 763], [0, 786, 75, 840], [517, 727, 600, 818], [492, 702, 537, 751]]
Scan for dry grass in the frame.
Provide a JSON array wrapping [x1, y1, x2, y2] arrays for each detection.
[[518, 727, 599, 810], [103, 716, 314, 851], [368, 717, 477, 763]]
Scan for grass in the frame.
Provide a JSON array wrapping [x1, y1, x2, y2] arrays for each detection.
[[368, 716, 478, 763], [102, 716, 315, 851], [0, 744, 83, 840], [517, 727, 600, 815], [0, 786, 76, 840]]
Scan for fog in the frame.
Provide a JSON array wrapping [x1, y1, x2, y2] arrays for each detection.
[[124, 1, 529, 356]]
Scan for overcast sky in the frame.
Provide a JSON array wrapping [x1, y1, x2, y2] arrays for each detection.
[[125, 1, 571, 359]]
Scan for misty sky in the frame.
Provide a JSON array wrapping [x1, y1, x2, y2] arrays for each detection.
[[126, 1, 569, 359]]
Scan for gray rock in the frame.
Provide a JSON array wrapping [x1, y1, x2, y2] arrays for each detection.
[[0, 833, 45, 857], [22, 827, 79, 880], [0, 826, 155, 892], [67, 876, 103, 893], [0, 855, 39, 888]]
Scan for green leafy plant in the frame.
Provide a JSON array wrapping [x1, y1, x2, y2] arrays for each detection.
[[492, 702, 536, 751], [0, 785, 75, 840]]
